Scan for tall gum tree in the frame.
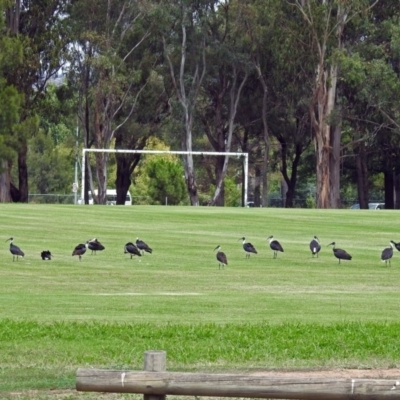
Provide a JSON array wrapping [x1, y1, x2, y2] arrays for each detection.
[[69, 0, 151, 204], [4, 0, 70, 202], [200, 1, 249, 207], [161, 0, 214, 206], [292, 0, 378, 208]]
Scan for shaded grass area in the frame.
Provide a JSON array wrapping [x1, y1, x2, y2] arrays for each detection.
[[1, 319, 400, 392]]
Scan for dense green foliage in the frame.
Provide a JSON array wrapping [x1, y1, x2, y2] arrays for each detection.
[[2, 1, 400, 207], [146, 158, 187, 204]]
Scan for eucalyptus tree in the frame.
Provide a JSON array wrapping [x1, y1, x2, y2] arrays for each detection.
[[0, 0, 22, 202], [2, 0, 71, 202], [290, 0, 379, 208], [336, 2, 400, 208], [69, 0, 153, 204], [160, 0, 213, 206], [197, 0, 250, 206], [114, 68, 169, 206], [234, 0, 313, 208]]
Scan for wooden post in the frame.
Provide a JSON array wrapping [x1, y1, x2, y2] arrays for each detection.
[[76, 369, 400, 399], [143, 350, 166, 400]]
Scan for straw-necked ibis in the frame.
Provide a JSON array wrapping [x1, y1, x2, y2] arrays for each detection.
[[267, 236, 284, 259], [239, 237, 257, 258], [6, 237, 24, 261], [87, 238, 105, 255], [382, 242, 394, 266], [124, 242, 142, 259], [72, 243, 88, 261], [214, 245, 228, 269], [310, 236, 321, 258], [136, 238, 152, 255], [41, 250, 52, 260], [328, 242, 352, 264]]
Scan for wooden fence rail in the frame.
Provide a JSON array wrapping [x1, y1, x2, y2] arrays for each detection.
[[76, 350, 400, 400]]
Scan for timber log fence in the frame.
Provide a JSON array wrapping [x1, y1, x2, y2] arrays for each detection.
[[76, 350, 400, 400]]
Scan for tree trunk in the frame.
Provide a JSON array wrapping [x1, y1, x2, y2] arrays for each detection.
[[313, 65, 338, 209], [0, 161, 11, 202], [355, 141, 369, 209], [394, 173, 400, 209], [295, 2, 349, 209], [280, 140, 302, 208], [115, 151, 141, 206], [18, 142, 28, 202], [94, 152, 107, 204], [163, 21, 205, 207], [255, 63, 270, 208], [384, 171, 394, 210], [210, 69, 248, 206], [254, 166, 261, 207], [115, 158, 131, 205], [213, 156, 225, 206], [183, 154, 198, 206], [329, 122, 341, 208]]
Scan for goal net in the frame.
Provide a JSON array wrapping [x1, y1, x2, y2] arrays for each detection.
[[80, 149, 249, 206]]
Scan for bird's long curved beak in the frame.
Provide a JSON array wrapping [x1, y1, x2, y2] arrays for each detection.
[[5, 238, 11, 243]]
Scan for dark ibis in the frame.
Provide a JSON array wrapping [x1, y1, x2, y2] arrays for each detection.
[[6, 237, 24, 261], [381, 242, 394, 266], [328, 242, 352, 264], [41, 250, 52, 260], [124, 242, 142, 259], [310, 236, 321, 258], [239, 237, 257, 258], [267, 236, 284, 259], [72, 243, 88, 261], [87, 238, 105, 255], [214, 245, 228, 269], [390, 240, 400, 252], [136, 238, 152, 255]]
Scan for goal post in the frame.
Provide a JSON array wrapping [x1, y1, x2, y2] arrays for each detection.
[[80, 148, 249, 206]]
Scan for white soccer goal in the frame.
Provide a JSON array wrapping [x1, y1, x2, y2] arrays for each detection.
[[80, 149, 249, 206]]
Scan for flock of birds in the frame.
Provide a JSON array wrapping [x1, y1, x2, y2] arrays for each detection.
[[5, 237, 152, 262], [213, 236, 400, 269], [5, 235, 400, 268]]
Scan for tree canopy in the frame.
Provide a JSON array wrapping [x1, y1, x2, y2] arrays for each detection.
[[1, 0, 400, 209]]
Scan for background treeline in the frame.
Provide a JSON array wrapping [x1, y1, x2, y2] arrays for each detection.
[[1, 0, 400, 208]]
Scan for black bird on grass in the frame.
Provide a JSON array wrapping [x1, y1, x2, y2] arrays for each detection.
[[6, 237, 24, 261], [72, 243, 88, 261], [381, 242, 394, 266], [214, 245, 228, 269], [136, 238, 152, 255], [328, 242, 352, 264], [267, 236, 284, 259], [310, 236, 321, 258], [390, 240, 400, 252], [239, 237, 258, 258], [87, 238, 105, 255], [124, 242, 142, 259], [41, 250, 52, 260]]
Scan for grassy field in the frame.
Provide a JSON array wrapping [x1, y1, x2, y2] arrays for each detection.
[[1, 204, 400, 398]]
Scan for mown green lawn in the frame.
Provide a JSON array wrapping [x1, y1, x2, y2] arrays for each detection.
[[1, 204, 400, 398]]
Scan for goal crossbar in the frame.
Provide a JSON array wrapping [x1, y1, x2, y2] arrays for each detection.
[[81, 148, 249, 206]]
